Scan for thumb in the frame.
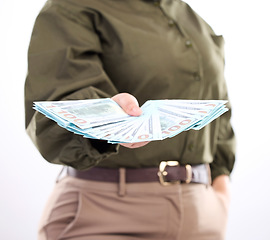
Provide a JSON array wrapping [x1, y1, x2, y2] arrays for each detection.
[[111, 93, 142, 116]]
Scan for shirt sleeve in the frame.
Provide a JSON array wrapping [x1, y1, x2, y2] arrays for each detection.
[[199, 24, 236, 181], [210, 97, 236, 181], [25, 0, 119, 170]]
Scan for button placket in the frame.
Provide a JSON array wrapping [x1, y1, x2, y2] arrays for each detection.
[[158, 0, 203, 86], [153, 1, 178, 29]]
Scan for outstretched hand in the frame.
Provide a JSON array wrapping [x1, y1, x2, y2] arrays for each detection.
[[111, 93, 149, 148]]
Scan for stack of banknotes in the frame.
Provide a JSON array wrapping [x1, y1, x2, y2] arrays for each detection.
[[34, 98, 228, 143]]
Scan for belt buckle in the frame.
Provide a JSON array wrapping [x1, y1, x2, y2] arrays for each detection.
[[158, 161, 192, 186], [158, 161, 180, 186]]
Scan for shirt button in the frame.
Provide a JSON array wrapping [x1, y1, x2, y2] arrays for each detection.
[[188, 143, 194, 151], [185, 40, 192, 48], [168, 19, 175, 27], [193, 72, 201, 81]]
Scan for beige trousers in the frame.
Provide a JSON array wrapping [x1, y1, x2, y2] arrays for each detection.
[[38, 176, 228, 240]]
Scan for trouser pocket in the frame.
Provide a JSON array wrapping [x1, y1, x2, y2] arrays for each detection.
[[180, 184, 228, 240], [38, 182, 82, 240]]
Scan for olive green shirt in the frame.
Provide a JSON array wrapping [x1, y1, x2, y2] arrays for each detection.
[[25, 0, 236, 180]]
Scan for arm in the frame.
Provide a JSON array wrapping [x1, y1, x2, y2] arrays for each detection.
[[210, 99, 236, 206], [25, 1, 120, 169], [25, 2, 149, 170]]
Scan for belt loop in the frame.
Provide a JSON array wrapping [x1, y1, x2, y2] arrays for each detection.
[[118, 168, 126, 197], [206, 164, 212, 187]]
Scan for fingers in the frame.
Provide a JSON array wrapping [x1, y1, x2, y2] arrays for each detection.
[[119, 141, 150, 149], [111, 93, 147, 149], [111, 93, 142, 116]]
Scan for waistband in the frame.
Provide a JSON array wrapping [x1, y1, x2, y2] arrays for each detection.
[[67, 162, 211, 186]]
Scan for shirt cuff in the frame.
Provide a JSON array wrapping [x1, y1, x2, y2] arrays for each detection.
[[58, 135, 119, 170], [210, 165, 231, 182]]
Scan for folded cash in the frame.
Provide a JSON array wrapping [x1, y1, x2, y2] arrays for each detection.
[[34, 98, 228, 143]]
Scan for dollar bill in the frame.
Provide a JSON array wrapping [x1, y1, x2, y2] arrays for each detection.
[[33, 98, 228, 143]]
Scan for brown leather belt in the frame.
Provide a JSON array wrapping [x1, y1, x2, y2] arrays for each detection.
[[67, 161, 210, 186]]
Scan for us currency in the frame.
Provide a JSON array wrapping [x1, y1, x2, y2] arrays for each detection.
[[33, 98, 228, 143], [34, 98, 131, 129]]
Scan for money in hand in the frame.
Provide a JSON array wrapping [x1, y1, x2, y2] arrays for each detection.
[[33, 98, 228, 143]]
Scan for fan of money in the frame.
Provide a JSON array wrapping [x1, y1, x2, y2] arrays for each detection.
[[34, 98, 228, 143]]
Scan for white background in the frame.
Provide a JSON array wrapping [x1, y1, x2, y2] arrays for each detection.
[[0, 0, 269, 239]]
